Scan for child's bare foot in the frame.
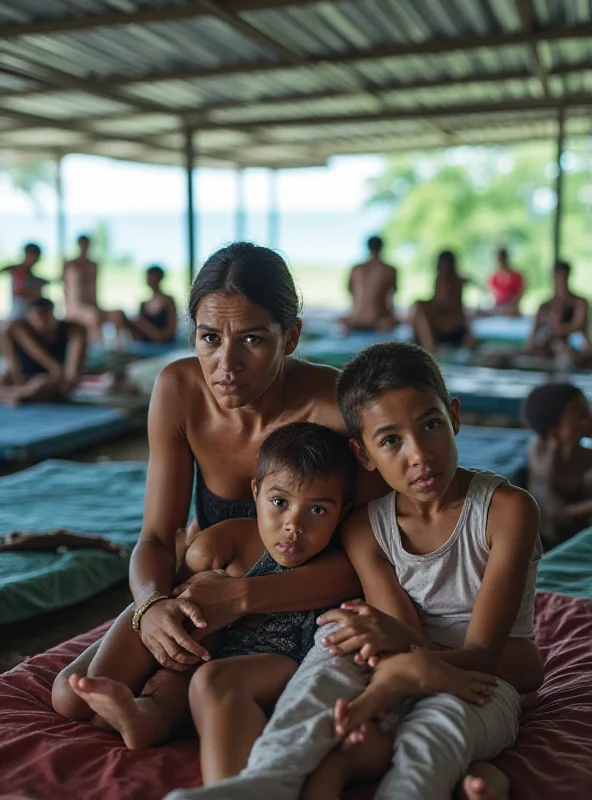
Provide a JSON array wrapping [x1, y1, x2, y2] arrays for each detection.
[[460, 763, 509, 800], [68, 675, 151, 749]]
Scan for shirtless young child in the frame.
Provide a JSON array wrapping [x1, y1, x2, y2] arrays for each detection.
[[0, 242, 48, 320], [301, 341, 543, 800], [52, 423, 358, 778], [63, 234, 126, 343], [341, 236, 398, 333], [523, 382, 592, 550]]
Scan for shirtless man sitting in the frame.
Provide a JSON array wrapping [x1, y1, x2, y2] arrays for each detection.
[[526, 260, 592, 366], [63, 235, 126, 343], [411, 250, 472, 352], [341, 236, 397, 333], [0, 297, 86, 405], [0, 243, 48, 320]]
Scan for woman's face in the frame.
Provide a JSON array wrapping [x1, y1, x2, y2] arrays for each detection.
[[194, 292, 300, 409]]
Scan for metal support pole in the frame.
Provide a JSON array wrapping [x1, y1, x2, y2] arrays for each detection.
[[553, 107, 565, 263], [268, 168, 279, 249], [56, 154, 66, 266], [235, 166, 246, 241], [184, 127, 197, 288]]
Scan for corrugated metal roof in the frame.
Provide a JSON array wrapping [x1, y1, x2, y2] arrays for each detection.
[[0, 0, 590, 168]]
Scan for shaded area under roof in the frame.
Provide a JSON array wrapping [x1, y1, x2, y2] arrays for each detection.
[[0, 0, 591, 169]]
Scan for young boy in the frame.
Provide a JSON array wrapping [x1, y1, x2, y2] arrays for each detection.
[[523, 382, 592, 550], [53, 423, 358, 778], [166, 343, 543, 800], [0, 297, 86, 404]]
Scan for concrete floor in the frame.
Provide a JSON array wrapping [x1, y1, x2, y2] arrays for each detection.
[[0, 429, 149, 673]]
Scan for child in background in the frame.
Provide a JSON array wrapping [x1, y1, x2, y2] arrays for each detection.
[[523, 382, 592, 550]]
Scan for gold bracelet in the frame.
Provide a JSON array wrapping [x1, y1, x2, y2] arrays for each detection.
[[132, 593, 169, 633]]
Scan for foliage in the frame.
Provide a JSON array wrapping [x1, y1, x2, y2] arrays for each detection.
[[369, 142, 592, 304], [2, 162, 56, 214]]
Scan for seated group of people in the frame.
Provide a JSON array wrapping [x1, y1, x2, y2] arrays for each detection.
[[0, 237, 178, 403], [342, 237, 591, 365]]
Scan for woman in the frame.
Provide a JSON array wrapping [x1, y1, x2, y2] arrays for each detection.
[[128, 265, 178, 344], [53, 242, 374, 716]]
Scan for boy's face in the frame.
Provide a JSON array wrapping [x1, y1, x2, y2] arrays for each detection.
[[28, 307, 56, 335], [557, 394, 592, 444], [354, 387, 460, 502], [253, 468, 347, 568]]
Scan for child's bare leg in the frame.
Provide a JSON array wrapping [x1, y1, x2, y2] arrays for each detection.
[[0, 374, 62, 405], [190, 653, 297, 785], [52, 603, 157, 720], [303, 721, 392, 800], [67, 666, 194, 748], [459, 763, 509, 800]]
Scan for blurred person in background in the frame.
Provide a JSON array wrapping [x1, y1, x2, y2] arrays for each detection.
[[0, 297, 86, 404], [125, 265, 178, 344], [341, 235, 398, 333], [486, 247, 524, 317], [411, 250, 472, 351], [0, 243, 48, 320], [63, 234, 126, 344]]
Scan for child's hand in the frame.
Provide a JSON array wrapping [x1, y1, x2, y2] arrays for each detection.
[[318, 600, 415, 665]]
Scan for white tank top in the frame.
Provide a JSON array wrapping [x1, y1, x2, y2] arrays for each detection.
[[367, 471, 541, 650]]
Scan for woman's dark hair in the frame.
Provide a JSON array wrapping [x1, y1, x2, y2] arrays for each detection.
[[256, 422, 357, 503], [522, 382, 584, 438], [337, 341, 450, 445], [188, 242, 301, 331]]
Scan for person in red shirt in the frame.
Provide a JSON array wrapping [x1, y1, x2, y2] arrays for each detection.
[[487, 248, 524, 316]]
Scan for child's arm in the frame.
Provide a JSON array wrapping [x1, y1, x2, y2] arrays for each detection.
[[435, 485, 540, 675], [318, 507, 428, 661]]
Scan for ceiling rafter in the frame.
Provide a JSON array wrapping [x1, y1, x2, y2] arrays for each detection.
[[515, 0, 550, 98], [0, 1, 321, 39]]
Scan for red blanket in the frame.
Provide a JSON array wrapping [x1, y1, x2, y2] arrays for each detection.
[[0, 592, 591, 800]]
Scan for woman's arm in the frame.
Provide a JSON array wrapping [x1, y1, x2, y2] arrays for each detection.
[[129, 364, 196, 607]]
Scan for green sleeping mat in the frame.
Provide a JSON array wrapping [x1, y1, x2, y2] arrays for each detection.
[[0, 460, 148, 625], [537, 527, 592, 599]]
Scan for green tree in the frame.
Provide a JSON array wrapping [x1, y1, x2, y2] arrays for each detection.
[[2, 162, 56, 214], [369, 142, 591, 308]]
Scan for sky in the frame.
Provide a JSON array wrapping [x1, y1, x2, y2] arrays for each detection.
[[0, 153, 386, 216]]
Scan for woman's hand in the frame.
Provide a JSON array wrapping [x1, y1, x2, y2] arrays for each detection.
[[173, 570, 246, 633], [139, 597, 210, 671], [318, 599, 419, 666]]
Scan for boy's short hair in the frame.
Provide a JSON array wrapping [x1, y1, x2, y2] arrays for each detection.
[[24, 243, 41, 257], [522, 382, 584, 438], [337, 342, 450, 445], [367, 235, 383, 253], [554, 260, 570, 276], [77, 234, 91, 245], [256, 422, 356, 503]]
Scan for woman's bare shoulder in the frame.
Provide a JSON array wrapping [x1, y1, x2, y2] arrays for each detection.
[[151, 357, 206, 418], [288, 359, 347, 433]]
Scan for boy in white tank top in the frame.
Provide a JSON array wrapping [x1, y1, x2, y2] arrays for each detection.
[[304, 341, 543, 799], [167, 343, 543, 800]]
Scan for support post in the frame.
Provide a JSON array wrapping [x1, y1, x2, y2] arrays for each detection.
[[553, 107, 565, 263], [184, 126, 197, 288], [55, 154, 66, 266], [268, 168, 279, 250], [235, 166, 246, 240]]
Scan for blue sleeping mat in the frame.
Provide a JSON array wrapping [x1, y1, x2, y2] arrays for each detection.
[[0, 403, 128, 462], [537, 527, 592, 599], [456, 425, 530, 485], [441, 366, 592, 420], [0, 460, 148, 625]]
